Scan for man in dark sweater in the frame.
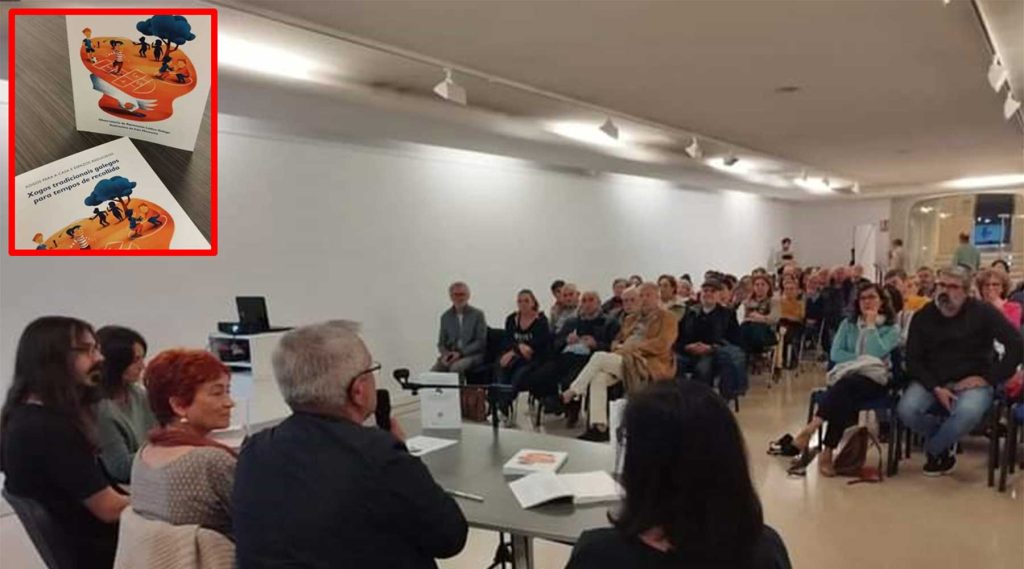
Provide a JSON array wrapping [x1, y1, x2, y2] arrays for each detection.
[[233, 321, 468, 568], [527, 291, 619, 426], [675, 279, 748, 398], [897, 266, 1023, 476]]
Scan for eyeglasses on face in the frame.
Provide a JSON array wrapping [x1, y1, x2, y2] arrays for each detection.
[[935, 282, 963, 291]]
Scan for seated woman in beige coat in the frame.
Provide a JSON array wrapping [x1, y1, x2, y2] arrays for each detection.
[[562, 282, 679, 442]]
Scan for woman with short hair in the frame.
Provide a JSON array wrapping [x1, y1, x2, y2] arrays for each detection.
[[977, 269, 1022, 328], [566, 381, 790, 569], [131, 349, 236, 537]]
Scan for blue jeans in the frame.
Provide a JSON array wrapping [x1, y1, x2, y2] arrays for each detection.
[[896, 381, 994, 456], [677, 344, 748, 398]]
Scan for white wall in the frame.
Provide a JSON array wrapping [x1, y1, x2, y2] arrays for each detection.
[[786, 198, 892, 270], [0, 115, 792, 404]]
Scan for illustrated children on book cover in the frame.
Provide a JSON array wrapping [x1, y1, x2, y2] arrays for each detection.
[[14, 137, 210, 251], [66, 14, 212, 151]]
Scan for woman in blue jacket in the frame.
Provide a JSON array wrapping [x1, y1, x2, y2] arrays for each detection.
[[774, 282, 900, 476]]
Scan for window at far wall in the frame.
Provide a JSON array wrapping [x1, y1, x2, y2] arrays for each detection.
[[972, 194, 1014, 248]]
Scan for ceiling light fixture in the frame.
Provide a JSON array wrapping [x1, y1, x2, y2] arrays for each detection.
[[1004, 92, 1021, 120], [548, 121, 623, 148], [794, 176, 834, 195], [722, 154, 739, 167], [220, 34, 320, 81], [940, 173, 1024, 189], [433, 68, 467, 105], [599, 117, 620, 140], [988, 55, 1009, 92], [852, 182, 861, 194], [684, 137, 703, 159]]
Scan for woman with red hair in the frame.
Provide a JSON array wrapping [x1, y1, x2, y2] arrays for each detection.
[[130, 349, 236, 536]]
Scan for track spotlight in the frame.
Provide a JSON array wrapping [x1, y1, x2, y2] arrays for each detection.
[[433, 68, 467, 105], [684, 137, 703, 159], [988, 55, 1009, 92], [852, 182, 861, 194], [800, 170, 808, 181], [599, 117, 619, 140], [1004, 92, 1021, 120], [722, 154, 739, 167]]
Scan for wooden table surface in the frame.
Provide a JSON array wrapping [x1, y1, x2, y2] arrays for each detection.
[[13, 14, 212, 242]]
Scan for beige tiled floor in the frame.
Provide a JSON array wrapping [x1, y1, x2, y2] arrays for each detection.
[[3, 367, 1022, 568]]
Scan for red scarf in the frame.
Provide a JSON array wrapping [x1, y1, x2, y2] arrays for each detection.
[[148, 425, 237, 458]]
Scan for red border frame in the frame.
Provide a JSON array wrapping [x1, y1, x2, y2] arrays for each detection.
[[8, 8, 218, 256]]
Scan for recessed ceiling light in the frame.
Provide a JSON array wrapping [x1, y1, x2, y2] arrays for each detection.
[[220, 34, 320, 81], [940, 174, 1024, 189]]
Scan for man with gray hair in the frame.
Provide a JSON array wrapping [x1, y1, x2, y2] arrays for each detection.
[[233, 321, 468, 568], [897, 266, 1022, 477], [432, 281, 487, 379]]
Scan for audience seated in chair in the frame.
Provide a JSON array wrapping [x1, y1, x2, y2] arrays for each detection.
[[549, 279, 565, 312], [233, 321, 468, 568], [897, 266, 1023, 477], [566, 381, 791, 569], [131, 350, 236, 538], [884, 269, 926, 347], [431, 281, 488, 380], [675, 278, 748, 399], [527, 291, 619, 428], [1, 317, 128, 569], [601, 278, 629, 320], [780, 282, 901, 476], [95, 326, 156, 485], [549, 282, 581, 335], [657, 274, 687, 320], [562, 282, 678, 442], [778, 277, 806, 370], [977, 268, 1023, 328], [916, 266, 937, 299], [739, 275, 780, 356], [495, 289, 552, 425]]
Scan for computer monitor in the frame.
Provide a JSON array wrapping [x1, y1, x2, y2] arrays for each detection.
[[236, 296, 271, 333]]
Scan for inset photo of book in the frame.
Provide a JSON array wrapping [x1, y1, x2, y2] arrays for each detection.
[[14, 137, 210, 252], [65, 13, 212, 151], [9, 8, 216, 256]]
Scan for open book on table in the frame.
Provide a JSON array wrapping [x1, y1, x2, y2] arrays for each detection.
[[508, 471, 623, 509]]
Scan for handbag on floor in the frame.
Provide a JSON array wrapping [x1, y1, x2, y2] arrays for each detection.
[[834, 426, 883, 484], [460, 386, 489, 422]]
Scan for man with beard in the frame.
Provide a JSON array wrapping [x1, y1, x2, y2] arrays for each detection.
[[897, 266, 1023, 476], [1, 317, 129, 568]]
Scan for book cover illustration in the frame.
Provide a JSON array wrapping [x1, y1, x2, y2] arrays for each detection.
[[15, 137, 210, 251], [66, 14, 211, 151]]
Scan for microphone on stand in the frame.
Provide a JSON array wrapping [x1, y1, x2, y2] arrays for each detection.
[[375, 389, 391, 430], [392, 368, 415, 394]]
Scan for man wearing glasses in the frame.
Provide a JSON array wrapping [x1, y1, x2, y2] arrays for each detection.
[[233, 320, 468, 568], [898, 266, 1023, 476], [431, 281, 487, 381]]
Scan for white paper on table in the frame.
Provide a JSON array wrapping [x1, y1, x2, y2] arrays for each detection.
[[508, 472, 574, 509], [404, 435, 458, 457], [559, 471, 623, 505], [609, 398, 627, 475], [418, 372, 462, 430]]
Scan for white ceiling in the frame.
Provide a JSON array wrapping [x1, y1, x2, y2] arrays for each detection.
[[225, 0, 1023, 198]]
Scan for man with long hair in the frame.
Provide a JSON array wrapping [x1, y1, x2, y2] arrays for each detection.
[[1, 316, 128, 568]]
